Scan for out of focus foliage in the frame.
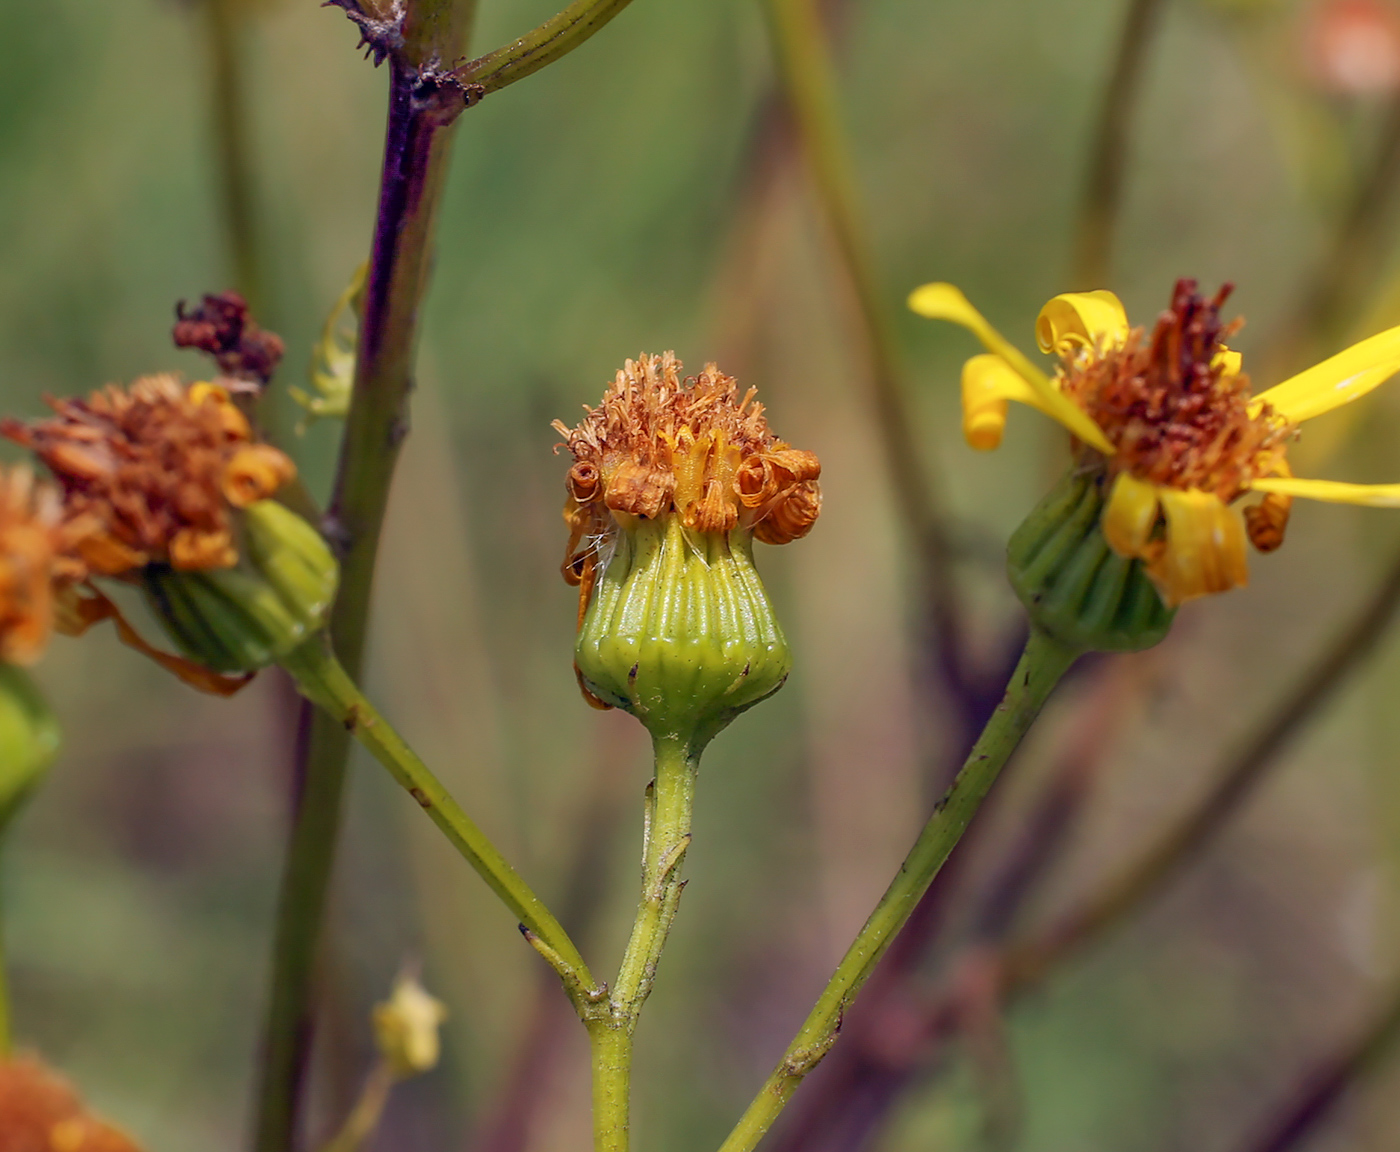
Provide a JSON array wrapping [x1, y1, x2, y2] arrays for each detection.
[[3, 0, 1400, 1149]]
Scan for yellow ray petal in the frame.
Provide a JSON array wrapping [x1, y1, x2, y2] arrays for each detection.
[[1102, 471, 1160, 559], [962, 354, 1059, 450], [1247, 476, 1400, 507], [1250, 325, 1400, 423], [1214, 346, 1242, 377], [1146, 488, 1250, 607], [908, 282, 1116, 454], [1035, 291, 1129, 356]]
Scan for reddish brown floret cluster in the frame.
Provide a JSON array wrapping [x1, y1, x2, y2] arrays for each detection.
[[553, 352, 821, 611], [1059, 279, 1295, 506], [1, 375, 296, 578], [0, 1055, 145, 1152], [172, 291, 285, 387], [0, 468, 82, 666]]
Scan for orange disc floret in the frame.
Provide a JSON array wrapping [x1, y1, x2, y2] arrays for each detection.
[[1, 375, 296, 577], [0, 1055, 146, 1152], [552, 352, 821, 598]]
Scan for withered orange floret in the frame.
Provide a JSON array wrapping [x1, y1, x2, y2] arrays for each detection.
[[0, 466, 81, 667], [552, 352, 821, 604], [1, 375, 296, 577], [0, 1055, 146, 1152]]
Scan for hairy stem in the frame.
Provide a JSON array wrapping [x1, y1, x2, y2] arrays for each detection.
[[761, 0, 968, 699], [1070, 0, 1169, 289], [588, 735, 697, 1152], [717, 628, 1080, 1152]]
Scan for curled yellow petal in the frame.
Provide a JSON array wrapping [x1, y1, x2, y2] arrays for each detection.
[[1146, 488, 1249, 608], [961, 354, 1046, 450], [907, 282, 1116, 455], [1247, 476, 1400, 507], [1250, 325, 1400, 423], [1213, 346, 1242, 377], [1102, 471, 1160, 559], [1034, 291, 1129, 356]]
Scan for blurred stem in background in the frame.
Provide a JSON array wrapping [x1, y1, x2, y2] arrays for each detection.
[[1235, 974, 1400, 1152], [760, 0, 972, 708], [254, 2, 642, 1148], [203, 0, 265, 311], [1070, 0, 1170, 290], [719, 628, 1081, 1152]]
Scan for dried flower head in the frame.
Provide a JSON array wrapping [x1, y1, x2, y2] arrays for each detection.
[[0, 466, 82, 667], [172, 291, 285, 388], [0, 1055, 145, 1152], [2, 375, 297, 579], [553, 352, 821, 616], [912, 278, 1400, 607]]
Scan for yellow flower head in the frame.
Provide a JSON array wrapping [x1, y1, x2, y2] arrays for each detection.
[[911, 278, 1400, 607]]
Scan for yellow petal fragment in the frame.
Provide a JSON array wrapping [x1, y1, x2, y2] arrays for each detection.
[[907, 282, 1116, 455], [1247, 477, 1400, 507], [1251, 325, 1400, 423], [1213, 346, 1242, 377], [1102, 471, 1161, 559], [961, 354, 1051, 450], [1146, 488, 1250, 608], [1034, 291, 1129, 355]]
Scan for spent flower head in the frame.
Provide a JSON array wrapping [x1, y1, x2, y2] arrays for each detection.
[[554, 353, 820, 746], [912, 278, 1400, 613], [0, 1055, 145, 1152]]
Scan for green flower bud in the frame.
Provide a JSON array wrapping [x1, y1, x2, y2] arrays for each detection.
[[1007, 469, 1175, 653], [0, 665, 59, 838], [576, 515, 791, 749], [143, 499, 338, 674]]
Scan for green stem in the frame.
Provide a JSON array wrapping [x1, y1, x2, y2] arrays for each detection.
[[317, 1062, 395, 1152], [588, 735, 698, 1152], [252, 7, 477, 1147], [279, 636, 595, 991], [205, 0, 264, 309], [716, 628, 1080, 1152], [456, 0, 639, 95]]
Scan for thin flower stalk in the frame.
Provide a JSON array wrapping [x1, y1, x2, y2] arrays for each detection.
[[717, 627, 1080, 1152]]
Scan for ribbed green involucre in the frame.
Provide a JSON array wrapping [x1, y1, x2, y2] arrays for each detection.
[[1007, 469, 1174, 653], [576, 515, 791, 750], [144, 499, 338, 674]]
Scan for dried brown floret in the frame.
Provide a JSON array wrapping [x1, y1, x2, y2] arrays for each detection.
[[0, 1054, 146, 1152], [172, 291, 285, 387], [1058, 280, 1295, 504], [553, 353, 822, 611], [1, 375, 296, 577]]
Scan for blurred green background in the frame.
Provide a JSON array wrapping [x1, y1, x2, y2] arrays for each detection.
[[5, 0, 1400, 1149]]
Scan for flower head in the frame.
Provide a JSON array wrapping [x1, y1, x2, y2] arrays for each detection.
[[0, 466, 82, 667], [373, 974, 448, 1079], [554, 354, 820, 745], [2, 374, 296, 577], [911, 279, 1400, 607], [0, 1055, 145, 1152]]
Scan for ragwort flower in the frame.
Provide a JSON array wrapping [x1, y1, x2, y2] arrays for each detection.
[[0, 1054, 145, 1152], [554, 353, 820, 746], [2, 375, 335, 685], [910, 278, 1400, 609]]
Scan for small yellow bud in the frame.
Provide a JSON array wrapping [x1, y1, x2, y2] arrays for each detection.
[[372, 975, 447, 1079]]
